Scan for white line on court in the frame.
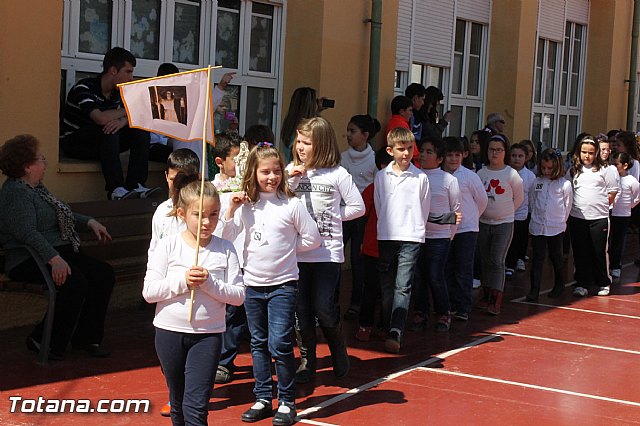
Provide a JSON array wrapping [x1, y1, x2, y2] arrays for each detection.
[[295, 333, 501, 421], [512, 301, 640, 320], [415, 367, 640, 407], [298, 419, 340, 426], [495, 331, 640, 355]]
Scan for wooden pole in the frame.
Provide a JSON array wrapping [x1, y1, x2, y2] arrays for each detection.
[[188, 65, 212, 322]]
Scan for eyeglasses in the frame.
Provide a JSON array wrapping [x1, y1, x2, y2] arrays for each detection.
[[488, 148, 505, 153]]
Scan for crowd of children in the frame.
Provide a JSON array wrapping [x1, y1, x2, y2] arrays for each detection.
[[138, 81, 640, 425]]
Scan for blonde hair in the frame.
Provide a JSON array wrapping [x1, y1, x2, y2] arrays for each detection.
[[386, 127, 415, 148], [293, 117, 341, 169], [242, 145, 295, 202], [170, 179, 219, 216]]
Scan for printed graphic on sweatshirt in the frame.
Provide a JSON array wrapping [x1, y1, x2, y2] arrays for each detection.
[[484, 178, 505, 200], [295, 176, 335, 238]]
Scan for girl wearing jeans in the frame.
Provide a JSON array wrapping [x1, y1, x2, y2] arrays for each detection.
[[477, 134, 524, 314], [222, 144, 320, 425]]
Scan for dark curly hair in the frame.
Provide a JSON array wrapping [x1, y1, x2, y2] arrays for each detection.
[[0, 134, 39, 178]]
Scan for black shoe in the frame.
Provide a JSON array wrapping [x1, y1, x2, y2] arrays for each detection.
[[384, 330, 401, 354], [525, 292, 539, 302], [548, 286, 564, 298], [215, 365, 233, 384], [26, 336, 64, 361], [73, 343, 111, 358], [241, 400, 272, 423], [272, 402, 296, 426]]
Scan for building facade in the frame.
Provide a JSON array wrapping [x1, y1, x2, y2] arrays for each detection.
[[0, 0, 637, 201]]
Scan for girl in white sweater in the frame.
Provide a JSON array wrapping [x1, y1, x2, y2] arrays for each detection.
[[222, 144, 321, 425], [476, 135, 524, 314], [568, 136, 619, 297], [527, 148, 573, 301], [143, 177, 245, 425], [288, 117, 365, 383]]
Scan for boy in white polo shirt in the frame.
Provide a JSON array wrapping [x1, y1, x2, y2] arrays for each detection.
[[374, 127, 430, 353]]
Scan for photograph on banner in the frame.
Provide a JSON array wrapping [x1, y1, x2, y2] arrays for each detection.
[[149, 86, 188, 125]]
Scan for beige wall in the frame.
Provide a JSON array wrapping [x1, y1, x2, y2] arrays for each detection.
[[282, 0, 398, 151], [583, 0, 633, 135], [0, 1, 62, 189], [485, 0, 538, 143]]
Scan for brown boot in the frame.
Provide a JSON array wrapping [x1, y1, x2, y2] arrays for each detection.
[[477, 286, 491, 310], [487, 289, 503, 315]]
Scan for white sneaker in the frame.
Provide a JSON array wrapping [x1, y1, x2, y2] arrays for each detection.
[[573, 286, 588, 297], [110, 186, 138, 200], [611, 269, 621, 278], [597, 286, 610, 296], [505, 268, 514, 277], [134, 183, 161, 199], [472, 279, 481, 289], [516, 259, 526, 271]]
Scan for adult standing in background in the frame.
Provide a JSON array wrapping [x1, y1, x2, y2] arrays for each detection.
[[483, 112, 506, 136], [280, 87, 320, 164]]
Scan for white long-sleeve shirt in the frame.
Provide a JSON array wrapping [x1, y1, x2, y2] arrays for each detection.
[[287, 165, 365, 262], [528, 177, 573, 236], [514, 167, 536, 220], [221, 191, 321, 286], [569, 165, 619, 220], [213, 185, 246, 267], [340, 145, 377, 192], [477, 165, 524, 225], [612, 174, 640, 217], [148, 198, 184, 260], [143, 234, 245, 334], [375, 162, 430, 243], [423, 168, 460, 239], [450, 166, 488, 233]]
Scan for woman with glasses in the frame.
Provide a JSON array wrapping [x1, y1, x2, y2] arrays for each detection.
[[0, 134, 114, 360]]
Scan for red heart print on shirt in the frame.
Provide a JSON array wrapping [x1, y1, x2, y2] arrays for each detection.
[[487, 178, 505, 195]]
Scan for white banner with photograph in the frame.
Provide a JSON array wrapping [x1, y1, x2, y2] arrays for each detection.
[[118, 68, 214, 143]]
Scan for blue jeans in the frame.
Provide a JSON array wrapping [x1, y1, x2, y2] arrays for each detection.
[[446, 231, 478, 315], [244, 283, 297, 403], [218, 304, 247, 371], [378, 240, 422, 334], [155, 328, 221, 426], [297, 262, 341, 330], [415, 238, 451, 315], [479, 222, 514, 292], [342, 216, 366, 308]]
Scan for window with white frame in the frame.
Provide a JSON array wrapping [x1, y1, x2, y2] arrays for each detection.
[[532, 38, 558, 150], [449, 19, 486, 139], [410, 63, 448, 119], [60, 0, 283, 138], [557, 23, 585, 152], [533, 23, 586, 152]]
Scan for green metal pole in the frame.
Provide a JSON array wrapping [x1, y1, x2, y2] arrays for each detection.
[[627, 0, 640, 131], [367, 0, 382, 118]]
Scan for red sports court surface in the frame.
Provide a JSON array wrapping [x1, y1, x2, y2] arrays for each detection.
[[1, 260, 640, 425]]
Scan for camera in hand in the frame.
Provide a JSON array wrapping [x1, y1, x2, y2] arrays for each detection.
[[321, 98, 335, 108]]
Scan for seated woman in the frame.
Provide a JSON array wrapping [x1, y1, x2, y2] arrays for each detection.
[[0, 134, 115, 360]]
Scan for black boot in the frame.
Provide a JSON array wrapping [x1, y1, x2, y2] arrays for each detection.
[[295, 328, 316, 384], [321, 323, 350, 378]]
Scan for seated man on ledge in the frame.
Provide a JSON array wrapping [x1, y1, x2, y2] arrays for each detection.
[[60, 47, 159, 200]]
